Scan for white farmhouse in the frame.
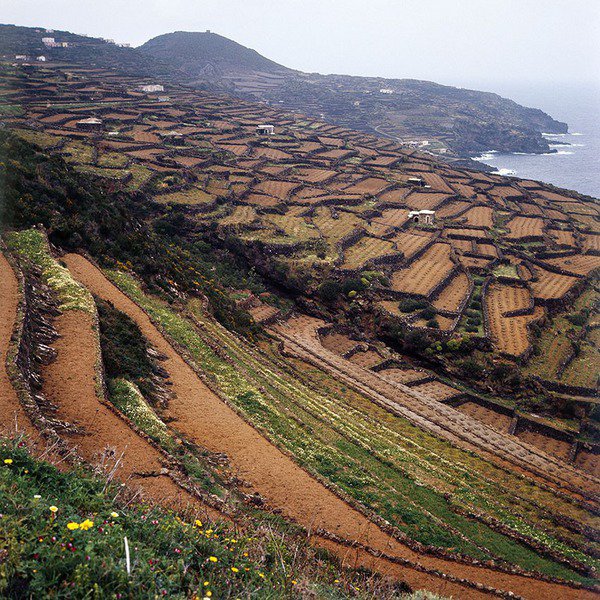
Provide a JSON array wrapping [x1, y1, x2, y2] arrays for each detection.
[[408, 210, 435, 225], [256, 124, 274, 135], [138, 84, 165, 93], [37, 56, 47, 62]]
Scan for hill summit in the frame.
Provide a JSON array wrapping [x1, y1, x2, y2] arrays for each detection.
[[140, 30, 293, 76]]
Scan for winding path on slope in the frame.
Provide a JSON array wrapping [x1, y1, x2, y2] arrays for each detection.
[[0, 251, 42, 443], [62, 252, 598, 600], [40, 305, 213, 515]]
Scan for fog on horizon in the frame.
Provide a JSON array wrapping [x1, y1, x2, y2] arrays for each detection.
[[2, 0, 599, 93]]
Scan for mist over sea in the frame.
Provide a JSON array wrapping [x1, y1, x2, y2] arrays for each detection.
[[472, 83, 600, 198]]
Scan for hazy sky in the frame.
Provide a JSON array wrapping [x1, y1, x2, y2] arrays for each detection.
[[2, 0, 599, 91]]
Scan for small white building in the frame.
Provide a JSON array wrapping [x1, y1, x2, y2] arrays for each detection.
[[60, 42, 69, 48], [408, 210, 435, 225], [138, 84, 165, 93], [117, 43, 131, 48], [15, 55, 28, 61], [42, 37, 55, 45], [76, 117, 104, 131], [379, 88, 394, 94], [45, 29, 54, 33], [256, 124, 274, 135], [37, 55, 47, 62], [407, 176, 425, 187]]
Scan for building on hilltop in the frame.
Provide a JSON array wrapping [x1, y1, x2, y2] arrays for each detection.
[[408, 210, 435, 225], [256, 124, 275, 135]]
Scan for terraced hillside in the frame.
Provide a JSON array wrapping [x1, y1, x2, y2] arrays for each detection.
[[0, 43, 598, 600]]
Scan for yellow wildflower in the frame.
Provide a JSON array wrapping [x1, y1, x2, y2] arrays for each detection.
[[79, 519, 94, 531], [208, 556, 218, 563], [195, 519, 203, 527], [110, 512, 119, 518], [49, 506, 58, 513], [231, 567, 239, 573], [3, 459, 13, 465], [67, 522, 80, 530]]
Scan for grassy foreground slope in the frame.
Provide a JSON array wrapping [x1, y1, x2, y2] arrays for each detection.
[[0, 437, 420, 599]]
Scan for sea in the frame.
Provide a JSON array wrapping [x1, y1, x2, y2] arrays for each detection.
[[471, 83, 600, 199]]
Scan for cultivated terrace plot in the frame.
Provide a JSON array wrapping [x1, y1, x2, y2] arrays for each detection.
[[485, 283, 539, 357], [391, 243, 454, 297]]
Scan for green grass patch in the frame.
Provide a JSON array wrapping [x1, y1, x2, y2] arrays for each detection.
[[5, 229, 94, 313]]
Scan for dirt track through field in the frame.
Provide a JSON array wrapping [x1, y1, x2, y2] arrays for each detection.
[[62, 253, 598, 600], [0, 251, 41, 443], [41, 307, 211, 515], [271, 316, 600, 498]]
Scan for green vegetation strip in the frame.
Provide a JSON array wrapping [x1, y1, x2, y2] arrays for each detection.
[[4, 229, 94, 313]]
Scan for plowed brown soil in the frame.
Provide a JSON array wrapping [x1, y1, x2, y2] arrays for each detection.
[[0, 251, 41, 443], [41, 308, 211, 516], [63, 253, 597, 600]]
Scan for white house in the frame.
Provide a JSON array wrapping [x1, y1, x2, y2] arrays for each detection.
[[256, 124, 274, 135], [42, 37, 55, 45], [407, 176, 425, 187], [15, 55, 28, 61], [138, 84, 165, 93], [379, 88, 394, 94], [76, 117, 103, 131], [37, 56, 47, 62], [408, 210, 435, 225]]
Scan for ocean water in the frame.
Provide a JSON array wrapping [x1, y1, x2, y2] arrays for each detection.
[[472, 83, 600, 199]]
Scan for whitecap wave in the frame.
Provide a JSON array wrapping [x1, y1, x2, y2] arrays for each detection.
[[472, 151, 498, 161]]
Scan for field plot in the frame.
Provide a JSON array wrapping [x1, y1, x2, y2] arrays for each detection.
[[378, 367, 430, 385], [506, 216, 545, 239], [561, 341, 600, 389], [378, 188, 409, 204], [544, 254, 600, 276], [341, 236, 397, 269], [404, 192, 449, 210], [312, 207, 362, 244], [153, 186, 216, 205], [581, 234, 600, 253], [411, 380, 461, 401], [373, 207, 410, 229], [252, 180, 299, 199], [390, 231, 433, 259], [485, 283, 538, 356], [462, 206, 494, 228], [548, 228, 576, 247], [391, 243, 454, 297], [530, 267, 579, 300], [432, 272, 470, 312], [320, 332, 359, 355], [515, 429, 572, 461], [455, 401, 512, 432], [475, 243, 498, 257], [219, 205, 258, 227], [344, 177, 391, 195], [435, 201, 472, 219], [347, 349, 384, 369], [266, 213, 320, 242]]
